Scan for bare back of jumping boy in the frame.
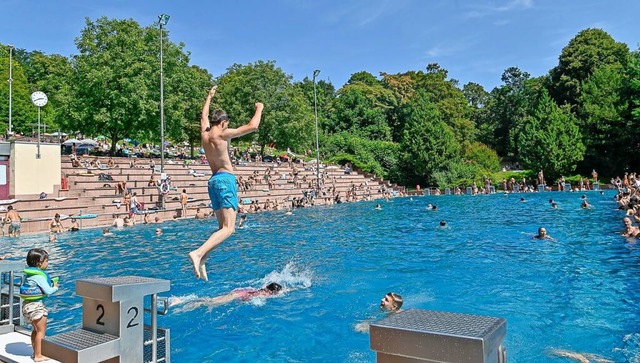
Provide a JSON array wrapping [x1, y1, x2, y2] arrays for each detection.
[[189, 85, 264, 281]]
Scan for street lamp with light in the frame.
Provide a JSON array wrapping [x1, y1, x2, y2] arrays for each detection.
[[158, 14, 170, 210], [8, 45, 14, 135], [313, 69, 321, 192]]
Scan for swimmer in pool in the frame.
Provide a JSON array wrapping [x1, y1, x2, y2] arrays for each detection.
[[237, 214, 248, 228], [170, 282, 283, 309], [355, 292, 403, 333], [621, 217, 639, 237], [374, 204, 382, 210], [549, 348, 613, 363], [533, 227, 555, 241]]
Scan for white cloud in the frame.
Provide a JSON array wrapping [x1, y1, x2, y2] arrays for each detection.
[[425, 41, 470, 58], [322, 0, 407, 27], [464, 0, 534, 18]]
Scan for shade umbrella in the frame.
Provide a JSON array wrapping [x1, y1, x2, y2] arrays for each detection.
[[62, 138, 81, 146], [79, 139, 98, 146], [51, 132, 68, 137]]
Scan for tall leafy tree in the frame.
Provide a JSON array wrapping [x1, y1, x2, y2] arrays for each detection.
[[22, 51, 75, 132], [626, 50, 640, 171], [399, 90, 460, 185], [179, 65, 214, 157], [518, 90, 585, 179], [330, 72, 395, 141], [550, 28, 630, 109], [0, 46, 36, 134], [413, 64, 475, 143], [295, 77, 336, 138], [578, 64, 629, 175], [215, 60, 313, 155], [483, 67, 532, 156], [71, 17, 160, 152]]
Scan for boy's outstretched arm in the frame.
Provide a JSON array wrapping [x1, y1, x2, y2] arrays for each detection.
[[222, 102, 264, 140], [201, 86, 217, 134]]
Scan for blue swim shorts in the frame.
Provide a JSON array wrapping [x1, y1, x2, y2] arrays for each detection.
[[208, 171, 238, 211]]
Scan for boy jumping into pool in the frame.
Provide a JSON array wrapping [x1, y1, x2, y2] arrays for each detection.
[[189, 85, 263, 281]]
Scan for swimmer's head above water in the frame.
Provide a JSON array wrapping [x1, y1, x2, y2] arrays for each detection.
[[380, 292, 403, 312], [264, 282, 283, 294]]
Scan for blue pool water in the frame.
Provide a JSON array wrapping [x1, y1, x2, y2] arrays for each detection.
[[6, 190, 640, 362]]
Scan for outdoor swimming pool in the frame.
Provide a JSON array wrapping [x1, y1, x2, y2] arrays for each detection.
[[5, 190, 640, 362]]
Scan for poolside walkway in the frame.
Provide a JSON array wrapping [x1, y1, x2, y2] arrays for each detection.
[[0, 331, 60, 363]]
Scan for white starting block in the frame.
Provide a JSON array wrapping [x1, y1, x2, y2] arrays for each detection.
[[370, 309, 507, 362], [42, 276, 170, 363]]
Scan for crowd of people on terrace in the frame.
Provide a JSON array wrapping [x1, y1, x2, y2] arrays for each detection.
[[65, 149, 401, 215], [614, 172, 640, 239], [435, 169, 601, 196]]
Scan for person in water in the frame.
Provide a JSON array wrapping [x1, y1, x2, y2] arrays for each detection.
[[533, 227, 555, 241], [189, 85, 264, 281], [171, 282, 283, 309], [48, 213, 65, 233], [355, 292, 404, 333], [69, 218, 80, 231], [237, 214, 248, 228], [20, 248, 59, 362]]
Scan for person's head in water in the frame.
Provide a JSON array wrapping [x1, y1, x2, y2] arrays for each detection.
[[537, 227, 548, 239], [264, 282, 282, 294], [440, 220, 447, 227], [432, 205, 437, 211], [380, 292, 403, 312]]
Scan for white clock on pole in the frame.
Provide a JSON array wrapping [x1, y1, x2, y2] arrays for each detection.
[[31, 91, 48, 107], [31, 91, 47, 159]]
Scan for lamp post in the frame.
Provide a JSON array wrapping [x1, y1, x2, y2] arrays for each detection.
[[158, 14, 170, 210], [313, 70, 321, 192], [8, 45, 13, 135]]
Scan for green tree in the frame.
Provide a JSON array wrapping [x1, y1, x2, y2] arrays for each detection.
[[216, 60, 314, 155], [578, 64, 629, 175], [0, 46, 37, 134], [550, 28, 630, 109], [329, 79, 395, 141], [462, 141, 500, 173], [399, 90, 460, 185], [518, 91, 585, 179], [22, 51, 75, 132], [482, 67, 531, 156], [179, 65, 214, 157], [625, 50, 640, 171], [71, 17, 161, 152], [380, 65, 476, 145], [295, 76, 336, 139], [322, 132, 399, 178]]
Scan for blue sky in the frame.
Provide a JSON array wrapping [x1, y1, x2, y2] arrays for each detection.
[[1, 0, 638, 91]]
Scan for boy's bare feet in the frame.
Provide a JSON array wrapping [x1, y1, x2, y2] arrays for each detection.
[[188, 251, 202, 279], [34, 355, 51, 362]]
